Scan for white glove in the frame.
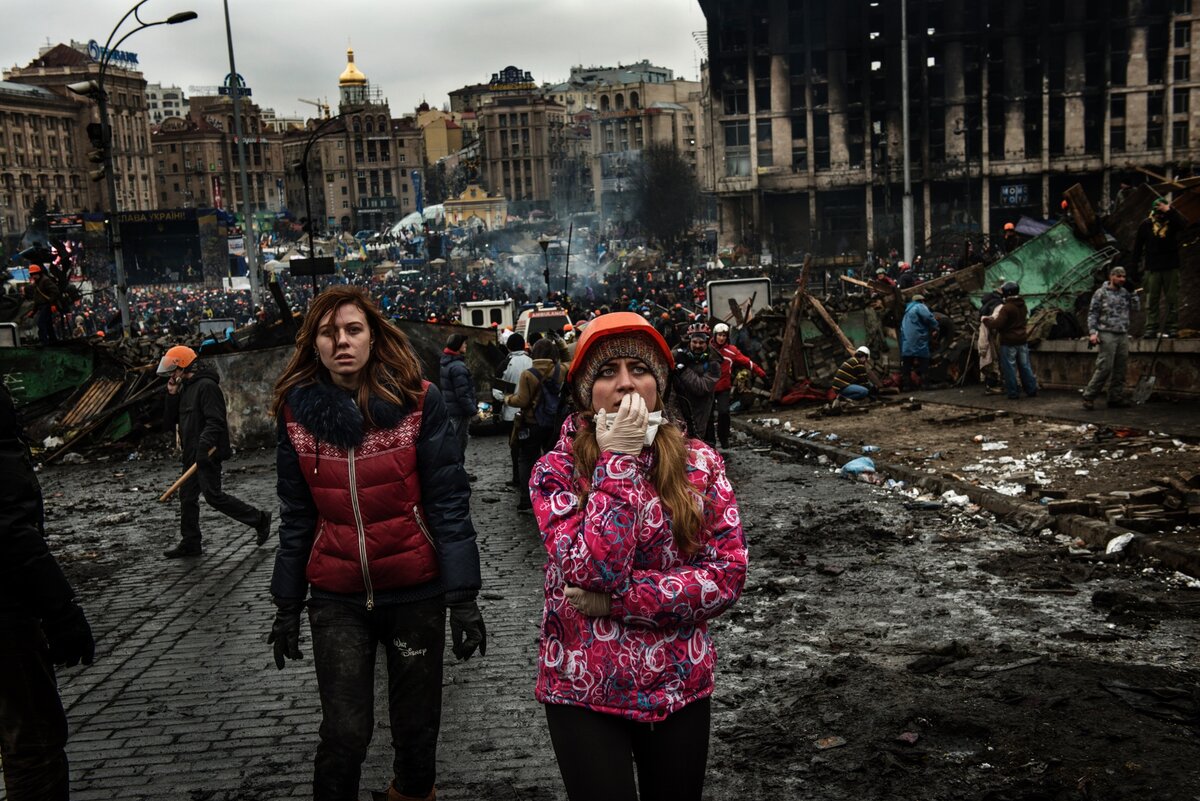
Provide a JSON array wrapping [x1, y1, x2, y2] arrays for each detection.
[[594, 392, 649, 454], [564, 586, 612, 617], [492, 388, 505, 401]]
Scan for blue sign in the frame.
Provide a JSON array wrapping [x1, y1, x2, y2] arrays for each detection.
[[412, 169, 424, 214], [1000, 184, 1029, 207], [87, 39, 138, 69], [218, 72, 252, 97]]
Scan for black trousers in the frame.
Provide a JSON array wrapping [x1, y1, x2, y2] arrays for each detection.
[[0, 623, 69, 801], [544, 698, 711, 801], [308, 596, 446, 800], [178, 459, 263, 547], [705, 390, 732, 448]]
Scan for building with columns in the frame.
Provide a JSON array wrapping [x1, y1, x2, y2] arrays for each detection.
[[698, 0, 1200, 258], [4, 42, 157, 217]]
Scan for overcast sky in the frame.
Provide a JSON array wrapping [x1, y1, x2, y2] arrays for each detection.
[[1, 0, 708, 118]]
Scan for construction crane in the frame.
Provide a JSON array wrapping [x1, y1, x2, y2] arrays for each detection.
[[298, 98, 331, 120]]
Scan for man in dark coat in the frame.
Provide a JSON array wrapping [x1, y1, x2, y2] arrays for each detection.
[[983, 281, 1038, 399], [159, 346, 271, 558], [0, 381, 94, 798], [671, 323, 721, 443], [1131, 197, 1186, 337], [439, 333, 476, 464]]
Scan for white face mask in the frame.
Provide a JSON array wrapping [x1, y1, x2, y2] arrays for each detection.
[[644, 411, 664, 446], [597, 409, 664, 446]]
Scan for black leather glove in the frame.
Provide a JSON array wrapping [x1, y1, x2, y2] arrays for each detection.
[[268, 599, 304, 670], [42, 601, 95, 668], [448, 600, 487, 661]]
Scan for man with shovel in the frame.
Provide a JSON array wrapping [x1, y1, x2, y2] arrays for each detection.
[[158, 346, 272, 558]]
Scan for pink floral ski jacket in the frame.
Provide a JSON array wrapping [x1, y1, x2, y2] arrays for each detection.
[[531, 417, 748, 722]]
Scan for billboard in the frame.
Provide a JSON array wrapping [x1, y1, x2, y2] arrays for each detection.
[[116, 209, 204, 285]]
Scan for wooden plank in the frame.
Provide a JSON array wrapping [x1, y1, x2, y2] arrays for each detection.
[[769, 255, 812, 403], [807, 295, 856, 354], [59, 379, 123, 429], [1063, 183, 1107, 248]]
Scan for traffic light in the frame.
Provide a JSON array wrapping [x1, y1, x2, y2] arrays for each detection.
[[86, 122, 110, 182]]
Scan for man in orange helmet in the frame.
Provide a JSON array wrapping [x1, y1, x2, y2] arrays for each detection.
[[157, 345, 272, 558]]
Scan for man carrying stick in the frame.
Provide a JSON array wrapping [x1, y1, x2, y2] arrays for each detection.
[[158, 346, 272, 559]]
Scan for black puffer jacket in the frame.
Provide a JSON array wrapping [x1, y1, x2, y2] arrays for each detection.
[[272, 380, 481, 606], [164, 361, 233, 464], [439, 351, 476, 418], [0, 383, 77, 630]]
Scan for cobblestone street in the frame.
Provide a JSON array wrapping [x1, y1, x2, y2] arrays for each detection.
[[33, 433, 563, 801], [13, 427, 1200, 801]]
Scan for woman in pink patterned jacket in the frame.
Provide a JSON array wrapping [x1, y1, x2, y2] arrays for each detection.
[[530, 312, 748, 801]]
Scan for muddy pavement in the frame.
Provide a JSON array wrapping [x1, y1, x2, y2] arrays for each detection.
[[713, 438, 1200, 801], [27, 432, 1200, 800]]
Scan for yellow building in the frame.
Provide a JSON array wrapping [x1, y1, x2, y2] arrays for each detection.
[[443, 183, 506, 230], [416, 108, 464, 164]]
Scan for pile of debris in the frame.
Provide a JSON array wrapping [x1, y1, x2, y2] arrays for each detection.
[[1049, 469, 1200, 533]]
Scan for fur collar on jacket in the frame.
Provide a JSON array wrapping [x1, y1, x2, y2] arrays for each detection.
[[286, 381, 409, 450]]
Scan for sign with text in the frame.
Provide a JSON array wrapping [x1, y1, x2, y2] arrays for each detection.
[[1000, 184, 1030, 207]]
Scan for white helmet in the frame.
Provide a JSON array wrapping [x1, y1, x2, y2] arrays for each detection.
[[713, 322, 730, 335]]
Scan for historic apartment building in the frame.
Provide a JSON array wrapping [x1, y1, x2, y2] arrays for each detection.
[[560, 65, 702, 223], [698, 0, 1200, 257], [151, 93, 286, 213], [282, 49, 423, 234], [475, 67, 569, 215], [4, 42, 157, 221], [146, 83, 188, 126], [0, 80, 93, 242]]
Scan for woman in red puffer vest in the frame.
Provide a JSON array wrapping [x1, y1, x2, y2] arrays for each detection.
[[266, 286, 485, 801]]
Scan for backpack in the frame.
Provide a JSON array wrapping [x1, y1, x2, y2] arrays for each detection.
[[527, 363, 564, 430]]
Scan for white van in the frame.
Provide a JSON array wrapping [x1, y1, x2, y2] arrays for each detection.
[[459, 299, 516, 330]]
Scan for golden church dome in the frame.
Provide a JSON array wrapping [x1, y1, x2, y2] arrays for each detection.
[[339, 48, 367, 87]]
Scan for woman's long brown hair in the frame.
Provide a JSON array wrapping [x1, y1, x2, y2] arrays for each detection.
[[571, 403, 704, 556], [270, 286, 424, 424]]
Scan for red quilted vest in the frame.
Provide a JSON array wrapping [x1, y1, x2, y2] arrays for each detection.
[[283, 383, 439, 603]]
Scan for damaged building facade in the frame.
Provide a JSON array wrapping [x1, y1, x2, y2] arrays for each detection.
[[698, 0, 1200, 257]]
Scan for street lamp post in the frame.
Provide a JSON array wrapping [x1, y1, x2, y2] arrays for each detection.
[[538, 233, 552, 299], [293, 110, 356, 298], [222, 0, 260, 312], [82, 2, 196, 336]]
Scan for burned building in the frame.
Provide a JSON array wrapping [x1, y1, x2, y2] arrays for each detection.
[[697, 0, 1200, 258]]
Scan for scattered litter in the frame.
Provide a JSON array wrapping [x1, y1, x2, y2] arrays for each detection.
[[825, 433, 840, 442], [839, 457, 876, 477], [1105, 533, 1135, 555], [981, 441, 1008, 452], [817, 455, 830, 466], [903, 500, 944, 511], [972, 434, 985, 443], [782, 421, 795, 433], [1074, 469, 1090, 476], [862, 445, 881, 454], [98, 511, 134, 526], [896, 732, 920, 746], [42, 436, 64, 448], [814, 736, 847, 750], [941, 490, 970, 507], [60, 453, 85, 465]]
